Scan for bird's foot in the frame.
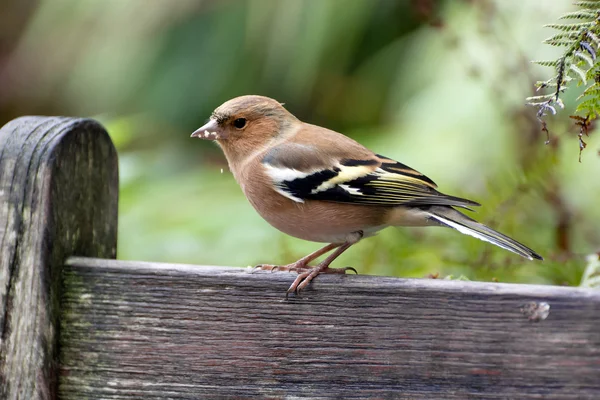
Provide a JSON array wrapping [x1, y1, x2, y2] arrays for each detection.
[[286, 265, 357, 298], [253, 261, 312, 274]]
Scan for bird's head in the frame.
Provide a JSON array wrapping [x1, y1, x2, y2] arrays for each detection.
[[191, 95, 299, 162]]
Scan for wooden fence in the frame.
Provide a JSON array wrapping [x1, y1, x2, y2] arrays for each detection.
[[1, 116, 599, 399]]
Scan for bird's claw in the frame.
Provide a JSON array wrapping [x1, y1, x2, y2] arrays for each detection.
[[251, 264, 271, 273], [285, 265, 358, 299], [255, 262, 357, 298], [253, 262, 311, 273], [327, 266, 357, 274]]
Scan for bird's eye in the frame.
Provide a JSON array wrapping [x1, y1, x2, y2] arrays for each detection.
[[233, 118, 247, 129]]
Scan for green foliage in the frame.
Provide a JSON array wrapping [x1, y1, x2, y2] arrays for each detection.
[[527, 1, 600, 160]]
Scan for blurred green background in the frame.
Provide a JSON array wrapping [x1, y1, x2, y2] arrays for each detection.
[[1, 0, 598, 285]]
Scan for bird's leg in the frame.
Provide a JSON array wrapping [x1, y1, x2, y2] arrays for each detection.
[[254, 243, 341, 273], [286, 242, 355, 297], [287, 231, 363, 297]]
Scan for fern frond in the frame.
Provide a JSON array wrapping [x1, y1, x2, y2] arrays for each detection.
[[574, 1, 600, 8], [570, 64, 589, 83], [586, 31, 600, 47], [526, 94, 558, 102], [578, 85, 600, 99], [544, 22, 596, 31], [575, 97, 600, 112], [528, 1, 600, 159], [532, 60, 560, 67], [559, 10, 598, 20], [534, 75, 573, 89], [575, 50, 595, 67], [543, 31, 583, 43]]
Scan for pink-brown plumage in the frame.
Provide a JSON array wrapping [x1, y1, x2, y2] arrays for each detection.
[[191, 95, 542, 296]]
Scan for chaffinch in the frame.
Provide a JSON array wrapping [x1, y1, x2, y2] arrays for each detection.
[[191, 95, 542, 296]]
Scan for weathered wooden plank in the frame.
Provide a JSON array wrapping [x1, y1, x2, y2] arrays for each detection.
[[0, 117, 118, 400], [61, 258, 600, 399]]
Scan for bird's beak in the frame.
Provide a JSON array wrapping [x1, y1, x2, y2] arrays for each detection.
[[191, 119, 225, 140]]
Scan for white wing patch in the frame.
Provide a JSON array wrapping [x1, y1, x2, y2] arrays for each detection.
[[263, 163, 309, 202], [263, 163, 371, 202], [310, 164, 372, 194], [339, 184, 362, 195], [263, 163, 311, 182]]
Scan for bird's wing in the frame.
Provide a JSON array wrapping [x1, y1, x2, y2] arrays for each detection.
[[260, 142, 480, 208]]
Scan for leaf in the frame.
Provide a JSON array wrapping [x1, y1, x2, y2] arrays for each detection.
[[574, 97, 600, 114], [577, 84, 600, 99], [526, 94, 558, 102], [543, 31, 583, 42], [575, 50, 595, 67], [574, 1, 600, 8], [579, 40, 597, 60], [586, 31, 600, 47], [559, 10, 598, 20], [570, 64, 588, 84], [543, 39, 577, 47], [531, 60, 560, 68], [544, 22, 595, 31]]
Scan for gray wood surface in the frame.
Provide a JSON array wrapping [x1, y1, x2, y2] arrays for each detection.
[[0, 117, 118, 400], [61, 257, 600, 399]]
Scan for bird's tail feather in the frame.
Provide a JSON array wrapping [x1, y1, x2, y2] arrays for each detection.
[[427, 206, 543, 261]]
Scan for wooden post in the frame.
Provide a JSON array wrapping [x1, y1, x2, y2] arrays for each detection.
[[0, 117, 118, 400]]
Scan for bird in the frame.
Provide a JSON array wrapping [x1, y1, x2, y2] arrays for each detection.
[[191, 95, 542, 296]]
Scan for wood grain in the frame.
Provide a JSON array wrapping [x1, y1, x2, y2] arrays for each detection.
[[61, 258, 600, 399], [0, 117, 118, 400]]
